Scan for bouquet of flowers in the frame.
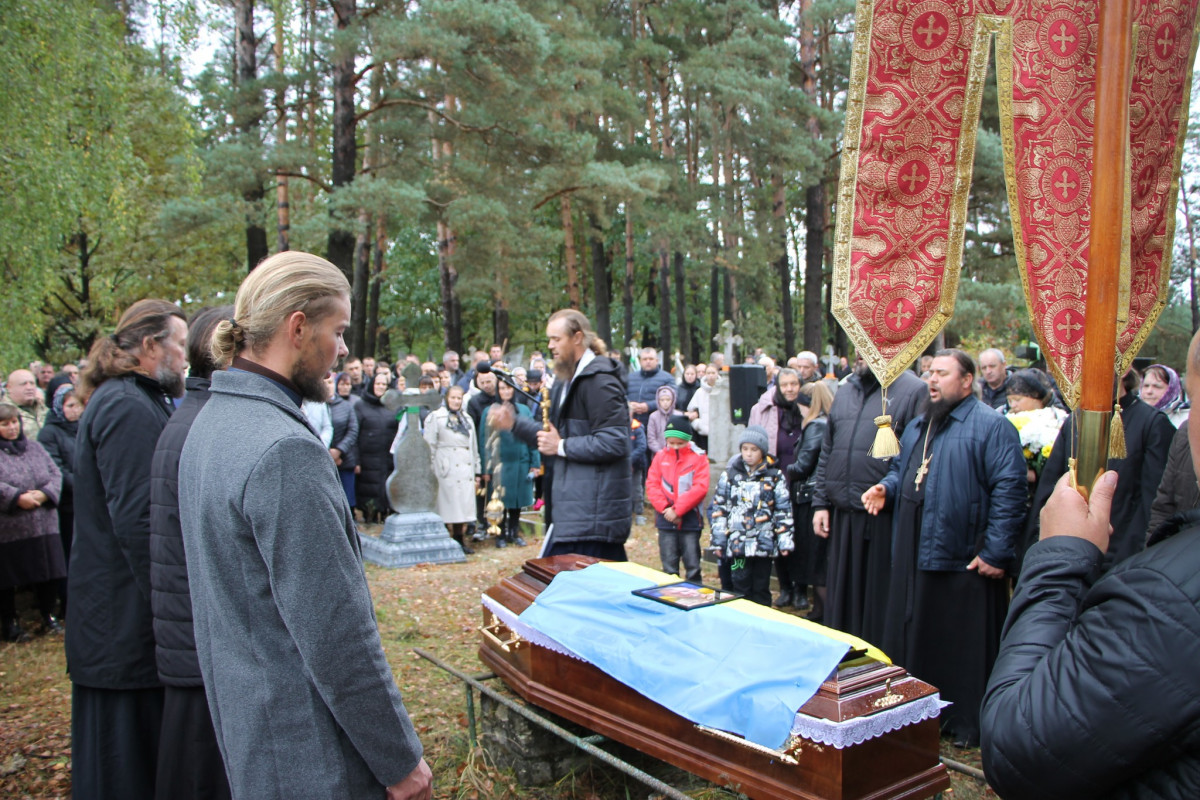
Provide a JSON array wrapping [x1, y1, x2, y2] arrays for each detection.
[[1005, 406, 1068, 477]]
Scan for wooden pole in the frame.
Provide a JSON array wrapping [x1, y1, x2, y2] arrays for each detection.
[[1076, 0, 1135, 495]]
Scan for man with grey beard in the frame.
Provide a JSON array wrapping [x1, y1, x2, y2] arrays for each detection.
[[68, 299, 189, 800]]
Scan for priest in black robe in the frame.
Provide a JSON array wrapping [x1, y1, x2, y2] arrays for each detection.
[[863, 350, 1026, 748], [811, 359, 927, 644]]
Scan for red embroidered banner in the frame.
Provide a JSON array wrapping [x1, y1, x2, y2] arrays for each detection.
[[835, 0, 1198, 405]]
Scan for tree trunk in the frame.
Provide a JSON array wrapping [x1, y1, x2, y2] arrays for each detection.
[[589, 215, 612, 347], [674, 251, 688, 363], [235, 0, 268, 272], [773, 173, 795, 357], [658, 248, 671, 357], [326, 0, 357, 281], [366, 215, 385, 358], [272, 3, 289, 252], [437, 219, 463, 354], [804, 181, 826, 351], [562, 195, 581, 308], [1183, 186, 1199, 332], [709, 263, 720, 353], [349, 210, 370, 357], [623, 207, 635, 350]]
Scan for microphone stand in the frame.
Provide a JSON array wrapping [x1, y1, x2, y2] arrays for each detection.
[[490, 371, 540, 404]]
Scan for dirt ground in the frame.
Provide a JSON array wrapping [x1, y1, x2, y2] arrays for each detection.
[[0, 519, 994, 799]]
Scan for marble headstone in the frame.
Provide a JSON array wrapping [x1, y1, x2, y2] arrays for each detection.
[[706, 376, 743, 466], [358, 390, 466, 568]]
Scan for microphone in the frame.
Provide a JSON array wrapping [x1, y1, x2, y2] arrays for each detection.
[[475, 362, 513, 378]]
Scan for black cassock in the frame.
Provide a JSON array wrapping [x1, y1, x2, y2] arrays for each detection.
[[881, 423, 1008, 746], [824, 506, 893, 647]]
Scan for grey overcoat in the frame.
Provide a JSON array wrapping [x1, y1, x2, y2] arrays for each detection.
[[179, 369, 423, 799]]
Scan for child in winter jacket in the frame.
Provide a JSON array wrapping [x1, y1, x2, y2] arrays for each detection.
[[645, 384, 678, 456], [710, 425, 793, 606], [645, 416, 710, 583]]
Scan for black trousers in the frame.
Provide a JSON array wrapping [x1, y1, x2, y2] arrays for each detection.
[[730, 557, 773, 606], [72, 684, 164, 800], [155, 685, 232, 800]]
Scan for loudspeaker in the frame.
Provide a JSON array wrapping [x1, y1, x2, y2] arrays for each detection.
[[728, 364, 768, 425]]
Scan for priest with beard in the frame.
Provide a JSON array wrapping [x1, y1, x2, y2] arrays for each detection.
[[862, 349, 1026, 748], [811, 356, 927, 644]]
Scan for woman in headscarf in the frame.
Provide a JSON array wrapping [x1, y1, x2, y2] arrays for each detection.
[[1140, 364, 1187, 427], [37, 384, 82, 616], [424, 385, 480, 554], [0, 403, 64, 641]]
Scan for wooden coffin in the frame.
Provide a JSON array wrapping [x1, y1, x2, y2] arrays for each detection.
[[479, 556, 950, 800]]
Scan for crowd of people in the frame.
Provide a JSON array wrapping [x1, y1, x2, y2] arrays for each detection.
[[3, 252, 1198, 798]]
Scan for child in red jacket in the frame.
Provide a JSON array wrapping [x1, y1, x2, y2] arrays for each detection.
[[645, 416, 710, 582]]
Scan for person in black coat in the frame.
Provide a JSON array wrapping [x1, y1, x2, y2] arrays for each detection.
[[37, 383, 81, 616], [67, 299, 189, 800], [355, 372, 399, 522], [981, 339, 1200, 798], [1024, 369, 1175, 574], [811, 362, 928, 643], [329, 371, 361, 508], [147, 305, 232, 800]]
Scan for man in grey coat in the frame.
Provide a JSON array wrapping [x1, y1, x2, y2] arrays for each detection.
[[179, 251, 430, 800]]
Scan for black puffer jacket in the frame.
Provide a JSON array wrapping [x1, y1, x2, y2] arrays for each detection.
[[328, 393, 360, 471], [981, 511, 1200, 799], [66, 374, 174, 689], [355, 392, 398, 514], [512, 354, 631, 545], [811, 370, 927, 511], [149, 376, 211, 686], [37, 414, 77, 514], [1146, 423, 1199, 542]]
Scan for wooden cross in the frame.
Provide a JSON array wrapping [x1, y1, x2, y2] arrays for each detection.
[[914, 457, 931, 489]]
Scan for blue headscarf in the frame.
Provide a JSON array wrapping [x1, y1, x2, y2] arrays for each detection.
[[1146, 364, 1182, 411]]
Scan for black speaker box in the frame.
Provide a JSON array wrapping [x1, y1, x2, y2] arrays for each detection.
[[728, 364, 767, 425]]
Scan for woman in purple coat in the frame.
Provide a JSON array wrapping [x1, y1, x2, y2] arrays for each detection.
[[0, 402, 64, 642]]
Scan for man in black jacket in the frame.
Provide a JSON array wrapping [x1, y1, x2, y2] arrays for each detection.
[[68, 299, 188, 800], [490, 309, 631, 559], [812, 359, 927, 644], [148, 306, 231, 800], [981, 330, 1200, 798]]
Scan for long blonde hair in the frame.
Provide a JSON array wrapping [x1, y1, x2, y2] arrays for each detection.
[[211, 251, 350, 367], [799, 381, 833, 426]]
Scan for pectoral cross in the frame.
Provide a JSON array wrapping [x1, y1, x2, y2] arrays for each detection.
[[914, 457, 931, 489]]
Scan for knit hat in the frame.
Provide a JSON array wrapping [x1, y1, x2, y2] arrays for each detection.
[[737, 425, 769, 456], [664, 415, 694, 441]]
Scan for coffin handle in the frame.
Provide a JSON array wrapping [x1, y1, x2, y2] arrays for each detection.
[[480, 614, 524, 652]]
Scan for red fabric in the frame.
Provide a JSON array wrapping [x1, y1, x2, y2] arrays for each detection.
[[645, 446, 710, 520], [844, 0, 1197, 398]]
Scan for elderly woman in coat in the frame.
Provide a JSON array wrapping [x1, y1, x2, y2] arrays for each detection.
[[423, 385, 480, 554], [0, 403, 64, 642]]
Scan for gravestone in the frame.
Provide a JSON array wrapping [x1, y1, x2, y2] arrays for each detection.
[[706, 376, 742, 466], [358, 390, 466, 568]]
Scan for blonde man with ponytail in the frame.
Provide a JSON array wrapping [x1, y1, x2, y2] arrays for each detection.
[[178, 252, 431, 800]]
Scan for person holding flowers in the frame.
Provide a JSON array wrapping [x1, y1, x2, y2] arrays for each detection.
[[1003, 369, 1067, 488]]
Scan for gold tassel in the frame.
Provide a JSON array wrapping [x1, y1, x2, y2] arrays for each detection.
[[869, 388, 901, 459], [1108, 402, 1126, 460]]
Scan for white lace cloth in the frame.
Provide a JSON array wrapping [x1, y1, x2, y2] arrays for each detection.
[[481, 593, 946, 749]]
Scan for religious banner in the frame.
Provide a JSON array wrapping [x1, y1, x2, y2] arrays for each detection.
[[835, 0, 1199, 410]]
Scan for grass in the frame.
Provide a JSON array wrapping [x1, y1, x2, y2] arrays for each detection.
[[0, 519, 993, 798]]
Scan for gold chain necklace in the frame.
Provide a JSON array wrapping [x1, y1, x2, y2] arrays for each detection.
[[914, 420, 935, 489]]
